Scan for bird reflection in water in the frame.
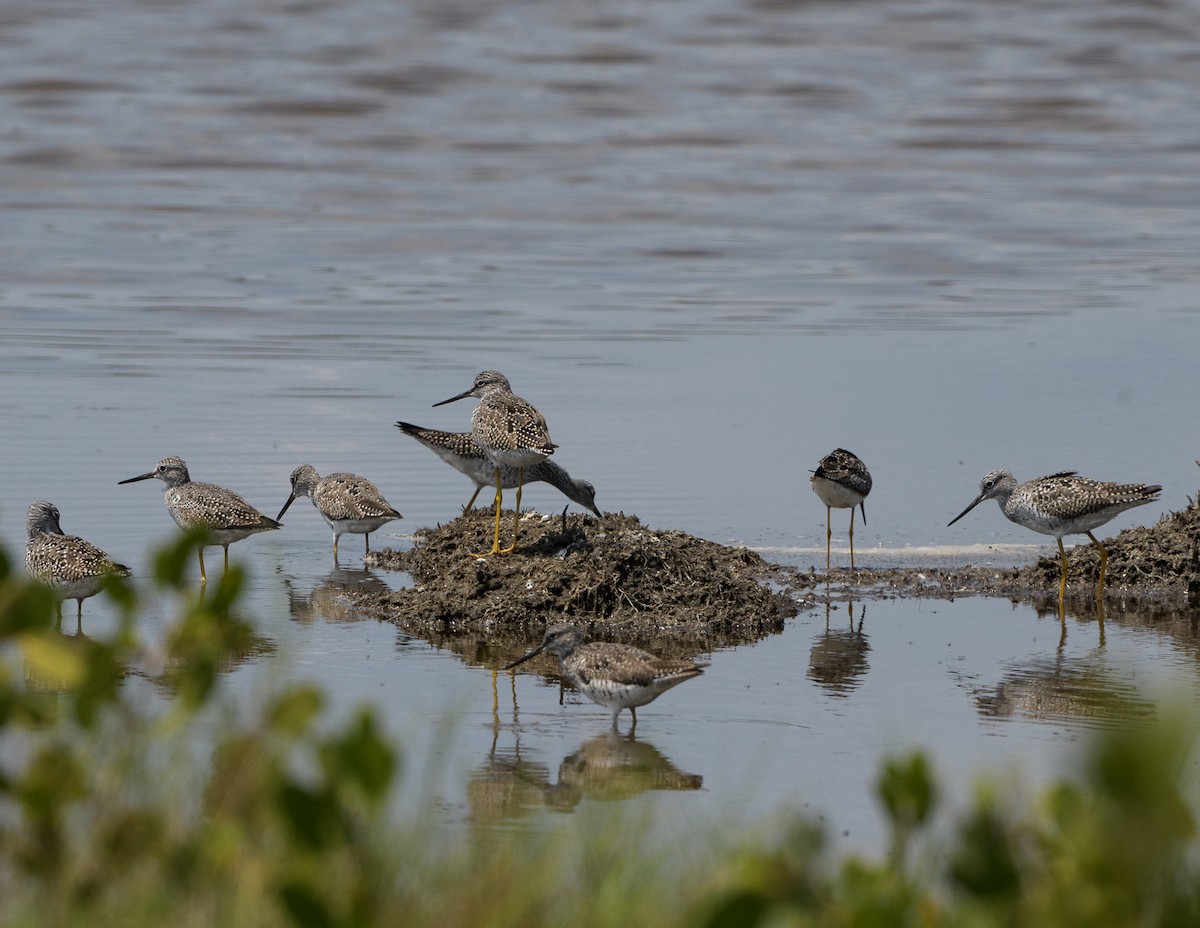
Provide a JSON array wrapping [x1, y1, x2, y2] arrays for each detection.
[[972, 647, 1153, 726], [543, 730, 703, 812], [468, 670, 552, 827], [808, 598, 870, 696], [470, 670, 703, 824], [281, 565, 392, 625]]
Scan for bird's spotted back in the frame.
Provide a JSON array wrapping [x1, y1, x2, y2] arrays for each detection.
[[813, 449, 872, 497]]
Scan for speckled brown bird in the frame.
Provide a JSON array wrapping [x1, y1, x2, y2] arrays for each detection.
[[395, 420, 600, 517], [948, 469, 1161, 606], [432, 371, 557, 555], [119, 456, 280, 582], [810, 448, 873, 571], [504, 624, 707, 729], [24, 500, 131, 624], [276, 464, 402, 561]]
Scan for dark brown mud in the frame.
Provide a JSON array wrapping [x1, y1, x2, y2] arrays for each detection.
[[348, 497, 1200, 660], [357, 509, 802, 660]]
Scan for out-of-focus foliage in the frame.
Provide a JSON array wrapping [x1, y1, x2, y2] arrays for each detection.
[[0, 534, 1196, 928]]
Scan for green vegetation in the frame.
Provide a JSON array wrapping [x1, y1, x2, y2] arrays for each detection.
[[1, 532, 1198, 927]]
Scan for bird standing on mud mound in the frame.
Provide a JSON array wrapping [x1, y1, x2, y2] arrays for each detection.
[[25, 500, 131, 626], [948, 469, 1161, 607], [810, 449, 872, 571], [119, 456, 280, 583], [395, 421, 601, 518], [276, 464, 402, 562], [503, 624, 707, 730], [433, 371, 557, 556]]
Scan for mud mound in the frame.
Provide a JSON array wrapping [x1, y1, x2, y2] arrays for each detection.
[[356, 509, 800, 649]]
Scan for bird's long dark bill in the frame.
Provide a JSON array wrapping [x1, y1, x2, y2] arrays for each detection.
[[432, 389, 473, 408], [117, 471, 156, 485], [947, 494, 985, 527], [276, 494, 298, 522], [502, 643, 547, 671]]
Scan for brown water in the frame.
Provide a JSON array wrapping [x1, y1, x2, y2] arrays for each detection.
[[3, 0, 1200, 849]]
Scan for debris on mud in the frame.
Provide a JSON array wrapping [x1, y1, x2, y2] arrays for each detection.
[[342, 494, 1199, 661], [848, 495, 1200, 606], [355, 509, 804, 657]]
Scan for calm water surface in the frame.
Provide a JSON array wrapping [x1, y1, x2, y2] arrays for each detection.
[[3, 0, 1200, 850]]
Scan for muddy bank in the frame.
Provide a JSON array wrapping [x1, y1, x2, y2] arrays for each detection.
[[868, 496, 1200, 606], [348, 498, 1200, 658], [356, 509, 802, 658]]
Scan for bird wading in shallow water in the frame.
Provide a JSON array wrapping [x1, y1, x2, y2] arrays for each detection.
[[276, 464, 402, 562], [395, 420, 601, 518], [948, 469, 1161, 608], [504, 624, 707, 730], [119, 456, 280, 583], [810, 449, 872, 571], [24, 500, 131, 626], [432, 371, 557, 556]]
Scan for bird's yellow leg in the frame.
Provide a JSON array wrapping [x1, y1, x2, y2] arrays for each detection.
[[825, 507, 832, 571], [848, 509, 855, 571], [464, 485, 482, 511], [1086, 531, 1108, 601], [198, 548, 208, 584], [500, 469, 525, 554], [1056, 538, 1068, 608], [473, 469, 504, 556]]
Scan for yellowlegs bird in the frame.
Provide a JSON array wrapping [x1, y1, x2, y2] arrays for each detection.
[[948, 469, 1161, 606], [503, 624, 707, 729], [395, 421, 601, 517], [432, 371, 557, 555], [810, 449, 872, 571], [276, 464, 402, 561], [119, 456, 281, 583], [25, 501, 131, 624]]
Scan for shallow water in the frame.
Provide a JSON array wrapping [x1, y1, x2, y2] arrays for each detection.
[[3, 0, 1200, 849]]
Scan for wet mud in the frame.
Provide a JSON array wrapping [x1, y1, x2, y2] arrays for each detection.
[[352, 497, 1200, 659], [359, 509, 800, 659]]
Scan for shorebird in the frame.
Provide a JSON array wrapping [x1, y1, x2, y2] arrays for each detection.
[[503, 624, 707, 729], [810, 449, 872, 571], [276, 464, 402, 561], [948, 469, 1161, 606], [395, 421, 601, 518], [119, 456, 281, 583], [24, 501, 131, 624], [432, 371, 556, 556]]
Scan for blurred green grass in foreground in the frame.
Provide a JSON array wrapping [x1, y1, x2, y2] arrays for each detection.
[[1, 532, 1197, 928]]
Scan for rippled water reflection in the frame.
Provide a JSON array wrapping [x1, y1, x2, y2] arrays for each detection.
[[3, 0, 1200, 846]]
